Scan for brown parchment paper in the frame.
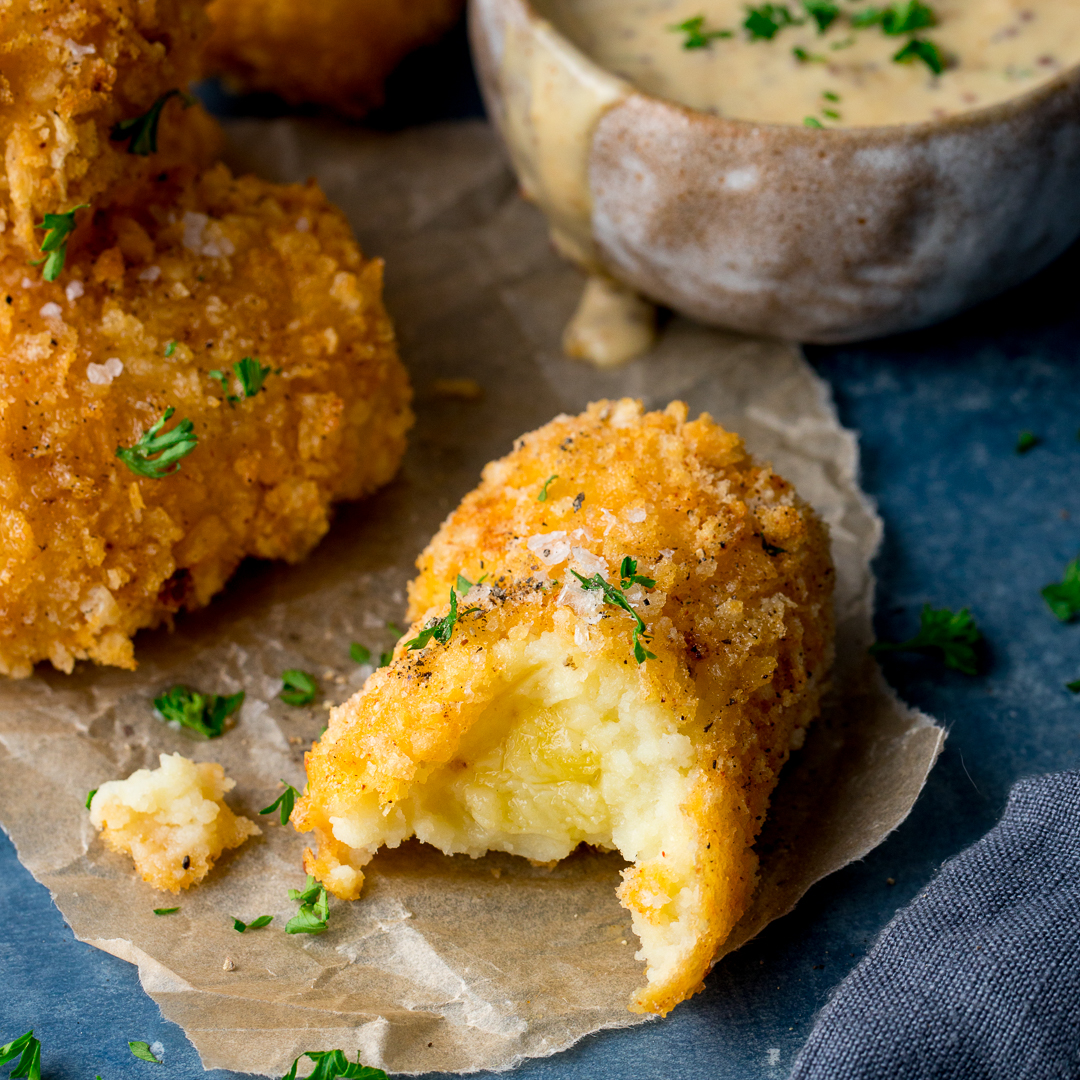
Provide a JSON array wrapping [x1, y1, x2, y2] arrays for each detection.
[[0, 120, 943, 1076]]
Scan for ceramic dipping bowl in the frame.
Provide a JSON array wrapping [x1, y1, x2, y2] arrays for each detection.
[[469, 0, 1080, 348]]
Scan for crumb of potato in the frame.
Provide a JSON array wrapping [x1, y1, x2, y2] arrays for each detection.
[[294, 399, 835, 1017], [0, 162, 413, 678], [0, 0, 219, 255], [205, 0, 464, 115], [89, 752, 260, 892]]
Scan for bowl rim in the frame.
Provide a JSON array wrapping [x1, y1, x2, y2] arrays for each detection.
[[509, 0, 1080, 139]]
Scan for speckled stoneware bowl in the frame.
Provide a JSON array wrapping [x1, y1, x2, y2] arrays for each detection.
[[470, 0, 1080, 343]]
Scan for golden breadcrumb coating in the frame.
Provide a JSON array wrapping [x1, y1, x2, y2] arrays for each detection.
[[0, 0, 218, 254], [0, 162, 413, 678], [205, 0, 464, 114], [89, 752, 260, 892], [293, 400, 834, 1016]]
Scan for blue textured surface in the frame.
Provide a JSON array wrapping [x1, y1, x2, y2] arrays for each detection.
[[5, 23, 1080, 1080]]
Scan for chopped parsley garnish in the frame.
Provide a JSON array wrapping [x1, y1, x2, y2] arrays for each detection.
[[116, 407, 198, 478], [280, 670, 318, 707], [286, 875, 330, 934], [128, 1042, 161, 1064], [455, 572, 488, 593], [1016, 430, 1040, 454], [804, 116, 825, 128], [619, 556, 656, 589], [869, 605, 982, 675], [537, 474, 559, 502], [669, 15, 733, 48], [33, 204, 88, 281], [86, 788, 98, 810], [1041, 557, 1080, 622], [823, 90, 841, 101], [210, 357, 274, 405], [571, 564, 657, 664], [793, 46, 825, 62], [111, 90, 193, 155], [823, 108, 841, 119], [164, 340, 177, 358], [893, 37, 944, 73], [1067, 679, 1080, 694], [260, 782, 302, 825], [282, 1050, 389, 1080], [404, 587, 477, 652], [378, 650, 393, 668], [879, 0, 936, 34], [233, 915, 273, 932], [350, 642, 371, 664], [153, 685, 245, 739], [744, 4, 798, 40], [803, 0, 839, 33], [0, 1030, 41, 1080], [153, 907, 180, 915], [761, 536, 787, 556]]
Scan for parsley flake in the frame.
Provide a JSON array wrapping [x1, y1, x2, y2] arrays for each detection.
[[869, 605, 982, 675], [111, 90, 193, 155], [793, 45, 825, 62], [619, 556, 656, 589], [282, 1049, 389, 1080], [892, 37, 944, 73], [350, 642, 371, 664], [286, 875, 330, 934], [1016, 430, 1040, 454], [0, 1030, 42, 1080], [378, 650, 393, 668], [233, 915, 273, 932], [1067, 679, 1080, 694], [260, 782, 302, 825], [86, 788, 98, 810], [127, 1042, 161, 1065], [537, 474, 559, 502], [669, 15, 733, 48], [153, 685, 245, 739], [280, 670, 318, 707], [1041, 557, 1080, 622], [404, 587, 477, 651], [804, 116, 825, 128], [744, 4, 799, 40], [571, 564, 657, 664], [803, 0, 839, 33], [153, 907, 180, 915], [164, 340, 177, 358], [455, 572, 488, 592], [210, 357, 274, 405], [879, 0, 936, 34], [116, 407, 197, 478], [33, 204, 88, 281]]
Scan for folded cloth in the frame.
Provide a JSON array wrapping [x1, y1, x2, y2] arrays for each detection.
[[790, 771, 1080, 1080]]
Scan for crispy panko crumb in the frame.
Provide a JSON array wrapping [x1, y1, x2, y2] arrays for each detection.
[[205, 0, 464, 114], [0, 0, 219, 254], [0, 162, 413, 678], [89, 752, 260, 892], [293, 400, 835, 1017]]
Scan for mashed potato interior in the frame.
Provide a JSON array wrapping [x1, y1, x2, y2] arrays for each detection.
[[327, 630, 706, 989], [89, 752, 260, 892]]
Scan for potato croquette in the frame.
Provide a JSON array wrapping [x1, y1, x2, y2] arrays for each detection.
[[89, 752, 261, 892], [0, 162, 413, 678], [206, 0, 465, 114], [0, 0, 217, 255], [293, 400, 835, 1016]]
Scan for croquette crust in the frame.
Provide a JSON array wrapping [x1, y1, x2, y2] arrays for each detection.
[[205, 0, 464, 114], [0, 162, 413, 678], [0, 0, 217, 253], [294, 400, 835, 1016]]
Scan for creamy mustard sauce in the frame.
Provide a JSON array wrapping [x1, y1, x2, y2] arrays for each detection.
[[531, 0, 1080, 126]]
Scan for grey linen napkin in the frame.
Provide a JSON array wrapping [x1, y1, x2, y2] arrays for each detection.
[[790, 770, 1080, 1080]]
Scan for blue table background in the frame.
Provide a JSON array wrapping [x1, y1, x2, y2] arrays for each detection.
[[3, 18, 1080, 1080]]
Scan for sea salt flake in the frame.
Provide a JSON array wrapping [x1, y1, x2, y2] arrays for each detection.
[[138, 265, 161, 282], [86, 357, 123, 385], [65, 280, 84, 301], [526, 531, 570, 566], [39, 302, 62, 319]]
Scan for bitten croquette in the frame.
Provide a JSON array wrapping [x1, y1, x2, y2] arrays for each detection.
[[0, 162, 413, 678], [205, 0, 464, 115], [293, 399, 835, 1016], [0, 0, 219, 255]]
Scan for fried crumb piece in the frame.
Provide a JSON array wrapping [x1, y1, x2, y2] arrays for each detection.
[[89, 752, 260, 892]]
